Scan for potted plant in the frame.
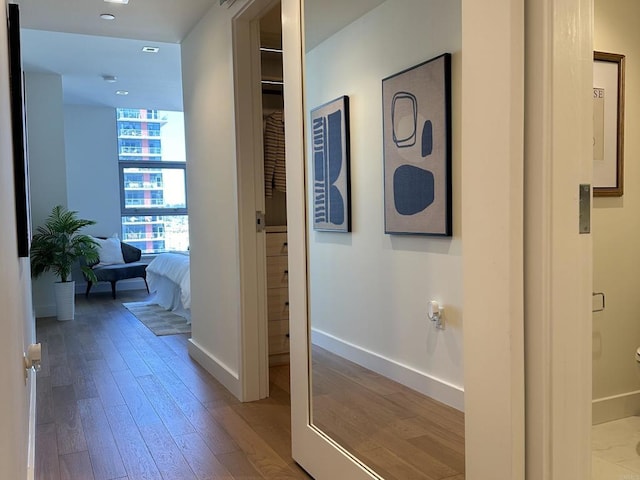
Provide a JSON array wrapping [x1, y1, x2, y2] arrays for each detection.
[[30, 205, 99, 321]]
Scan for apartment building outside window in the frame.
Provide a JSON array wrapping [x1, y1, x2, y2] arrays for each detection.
[[116, 108, 189, 254]]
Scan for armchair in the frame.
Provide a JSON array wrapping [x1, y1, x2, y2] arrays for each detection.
[[84, 240, 149, 299]]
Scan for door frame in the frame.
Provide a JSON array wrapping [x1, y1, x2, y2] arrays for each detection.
[[283, 0, 376, 477], [284, 0, 594, 478], [524, 0, 593, 477], [233, 0, 283, 401], [460, 0, 525, 476]]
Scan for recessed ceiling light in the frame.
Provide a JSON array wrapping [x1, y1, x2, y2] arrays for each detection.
[[104, 0, 129, 4], [100, 13, 115, 20], [142, 46, 160, 53], [102, 75, 117, 83], [115, 90, 129, 96]]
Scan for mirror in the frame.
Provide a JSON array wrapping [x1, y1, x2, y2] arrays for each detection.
[[302, 0, 465, 478]]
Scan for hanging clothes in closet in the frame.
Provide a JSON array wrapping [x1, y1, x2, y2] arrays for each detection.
[[264, 110, 285, 197]]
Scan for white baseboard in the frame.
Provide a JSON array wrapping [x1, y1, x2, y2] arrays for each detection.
[[34, 279, 149, 318], [592, 390, 640, 425], [311, 328, 464, 412], [74, 277, 148, 295], [26, 371, 36, 480], [187, 338, 242, 401], [34, 304, 57, 318]]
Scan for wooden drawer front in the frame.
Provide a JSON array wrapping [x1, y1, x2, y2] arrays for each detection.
[[266, 232, 288, 256], [268, 320, 290, 356], [267, 287, 289, 320], [268, 318, 289, 337], [269, 332, 290, 355], [267, 256, 289, 288]]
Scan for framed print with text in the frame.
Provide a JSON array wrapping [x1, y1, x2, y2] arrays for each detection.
[[593, 51, 625, 197]]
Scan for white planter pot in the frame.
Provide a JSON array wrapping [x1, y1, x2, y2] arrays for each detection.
[[54, 281, 75, 321]]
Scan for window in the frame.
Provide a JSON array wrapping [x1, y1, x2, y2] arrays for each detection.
[[117, 109, 188, 254]]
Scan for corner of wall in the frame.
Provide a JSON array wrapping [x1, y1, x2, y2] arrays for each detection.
[[187, 338, 243, 400]]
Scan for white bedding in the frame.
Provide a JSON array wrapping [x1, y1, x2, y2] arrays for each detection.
[[146, 252, 191, 321]]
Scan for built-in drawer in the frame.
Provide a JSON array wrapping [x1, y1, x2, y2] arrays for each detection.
[[267, 287, 289, 320], [268, 318, 289, 338], [266, 232, 288, 257], [266, 256, 289, 288], [269, 330, 290, 356], [269, 336, 289, 355]]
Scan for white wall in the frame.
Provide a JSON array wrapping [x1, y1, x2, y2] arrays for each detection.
[[64, 105, 121, 236], [305, 0, 463, 406], [181, 2, 245, 396], [592, 0, 640, 422], [0, 2, 35, 477], [26, 82, 145, 314], [63, 105, 149, 292], [25, 72, 68, 316]]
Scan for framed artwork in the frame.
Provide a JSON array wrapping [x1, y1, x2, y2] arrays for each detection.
[[382, 53, 452, 235], [8, 4, 31, 257], [310, 96, 351, 232], [593, 51, 625, 197]]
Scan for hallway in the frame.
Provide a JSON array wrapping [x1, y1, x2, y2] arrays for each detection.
[[35, 290, 309, 480]]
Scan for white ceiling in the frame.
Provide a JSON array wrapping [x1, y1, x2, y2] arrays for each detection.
[[10, 0, 387, 112], [12, 0, 217, 111], [304, 0, 386, 51]]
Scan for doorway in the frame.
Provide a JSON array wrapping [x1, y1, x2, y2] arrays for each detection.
[[591, 1, 640, 477], [233, 0, 288, 401], [258, 2, 290, 370]]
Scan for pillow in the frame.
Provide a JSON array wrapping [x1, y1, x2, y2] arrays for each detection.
[[91, 236, 125, 266]]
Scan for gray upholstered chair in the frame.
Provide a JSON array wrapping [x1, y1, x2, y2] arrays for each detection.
[[84, 241, 149, 299]]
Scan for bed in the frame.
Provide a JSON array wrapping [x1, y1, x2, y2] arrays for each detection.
[[145, 252, 191, 322]]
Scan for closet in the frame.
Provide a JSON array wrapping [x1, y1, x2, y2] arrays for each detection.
[[260, 4, 289, 366]]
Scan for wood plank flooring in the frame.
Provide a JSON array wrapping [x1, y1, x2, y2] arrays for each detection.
[[311, 345, 465, 480], [35, 290, 310, 480], [36, 289, 465, 480]]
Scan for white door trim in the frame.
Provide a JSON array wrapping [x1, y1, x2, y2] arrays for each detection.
[[232, 0, 279, 401], [461, 0, 525, 477], [524, 0, 593, 478], [283, 0, 383, 477]]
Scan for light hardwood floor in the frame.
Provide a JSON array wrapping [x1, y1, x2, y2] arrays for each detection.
[[35, 290, 310, 480], [312, 345, 465, 480]]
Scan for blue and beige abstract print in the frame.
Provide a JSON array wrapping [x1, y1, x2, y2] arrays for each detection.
[[382, 54, 452, 235], [311, 96, 351, 232]]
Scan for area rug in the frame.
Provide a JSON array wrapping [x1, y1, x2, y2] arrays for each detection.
[[122, 302, 191, 336]]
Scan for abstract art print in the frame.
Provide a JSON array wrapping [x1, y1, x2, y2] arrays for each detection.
[[310, 96, 351, 232], [382, 53, 452, 236]]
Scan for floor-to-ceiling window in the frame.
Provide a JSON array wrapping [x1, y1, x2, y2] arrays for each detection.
[[116, 108, 189, 254]]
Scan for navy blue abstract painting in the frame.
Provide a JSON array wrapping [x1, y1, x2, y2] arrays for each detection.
[[382, 54, 452, 236], [311, 96, 351, 232]]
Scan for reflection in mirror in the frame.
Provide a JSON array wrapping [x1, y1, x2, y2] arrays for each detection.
[[303, 0, 465, 478]]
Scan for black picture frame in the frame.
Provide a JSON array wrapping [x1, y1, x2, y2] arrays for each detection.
[[7, 3, 31, 257], [382, 53, 452, 236], [310, 95, 351, 232]]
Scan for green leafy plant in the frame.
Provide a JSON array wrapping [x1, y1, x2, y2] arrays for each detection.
[[30, 205, 99, 283]]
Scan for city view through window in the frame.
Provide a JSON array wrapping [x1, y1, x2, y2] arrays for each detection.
[[117, 108, 189, 254]]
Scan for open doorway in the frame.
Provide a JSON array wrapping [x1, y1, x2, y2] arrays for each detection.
[[591, 1, 640, 477], [233, 0, 288, 401], [259, 4, 290, 370]]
